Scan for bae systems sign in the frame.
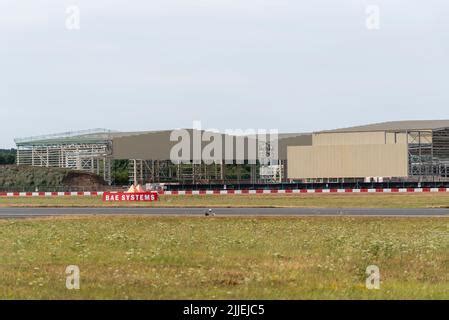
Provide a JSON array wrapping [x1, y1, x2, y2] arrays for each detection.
[[102, 192, 158, 202]]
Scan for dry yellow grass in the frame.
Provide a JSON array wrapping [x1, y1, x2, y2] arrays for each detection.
[[1, 216, 449, 299]]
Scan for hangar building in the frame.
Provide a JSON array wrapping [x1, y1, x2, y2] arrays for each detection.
[[287, 120, 449, 182]]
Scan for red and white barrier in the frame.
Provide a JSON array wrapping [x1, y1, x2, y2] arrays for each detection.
[[0, 191, 104, 197], [159, 188, 449, 195], [1, 188, 449, 197]]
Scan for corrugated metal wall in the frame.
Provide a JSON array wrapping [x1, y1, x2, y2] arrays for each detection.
[[112, 130, 307, 161], [287, 143, 408, 179], [312, 131, 408, 146]]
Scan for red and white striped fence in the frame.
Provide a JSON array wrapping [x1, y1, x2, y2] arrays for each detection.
[[0, 192, 103, 197], [1, 188, 449, 197], [161, 188, 449, 195]]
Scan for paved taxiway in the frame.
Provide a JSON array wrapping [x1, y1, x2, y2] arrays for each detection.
[[1, 207, 449, 218]]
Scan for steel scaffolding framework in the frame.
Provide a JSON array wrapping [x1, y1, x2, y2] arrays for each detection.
[[406, 128, 449, 180], [15, 129, 113, 184], [258, 139, 284, 183], [128, 160, 229, 185], [126, 159, 279, 185]]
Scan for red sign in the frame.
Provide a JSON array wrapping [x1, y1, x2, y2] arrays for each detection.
[[102, 192, 159, 202]]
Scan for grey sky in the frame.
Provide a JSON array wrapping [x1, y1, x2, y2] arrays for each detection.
[[1, 0, 448, 148]]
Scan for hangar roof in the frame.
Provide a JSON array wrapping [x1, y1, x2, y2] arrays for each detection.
[[111, 130, 312, 160], [14, 129, 146, 146], [15, 129, 312, 160], [319, 120, 449, 134]]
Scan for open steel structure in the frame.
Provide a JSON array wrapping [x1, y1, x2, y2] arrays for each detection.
[[15, 129, 117, 183]]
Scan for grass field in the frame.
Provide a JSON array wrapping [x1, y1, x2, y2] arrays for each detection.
[[1, 193, 449, 208], [1, 216, 449, 299]]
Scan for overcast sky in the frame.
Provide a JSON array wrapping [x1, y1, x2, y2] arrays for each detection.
[[1, 0, 448, 147]]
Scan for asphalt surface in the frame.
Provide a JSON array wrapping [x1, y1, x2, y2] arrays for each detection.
[[1, 207, 449, 218]]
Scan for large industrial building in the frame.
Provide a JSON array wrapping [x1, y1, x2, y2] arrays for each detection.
[[288, 120, 449, 182], [14, 128, 309, 185], [14, 120, 449, 185]]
